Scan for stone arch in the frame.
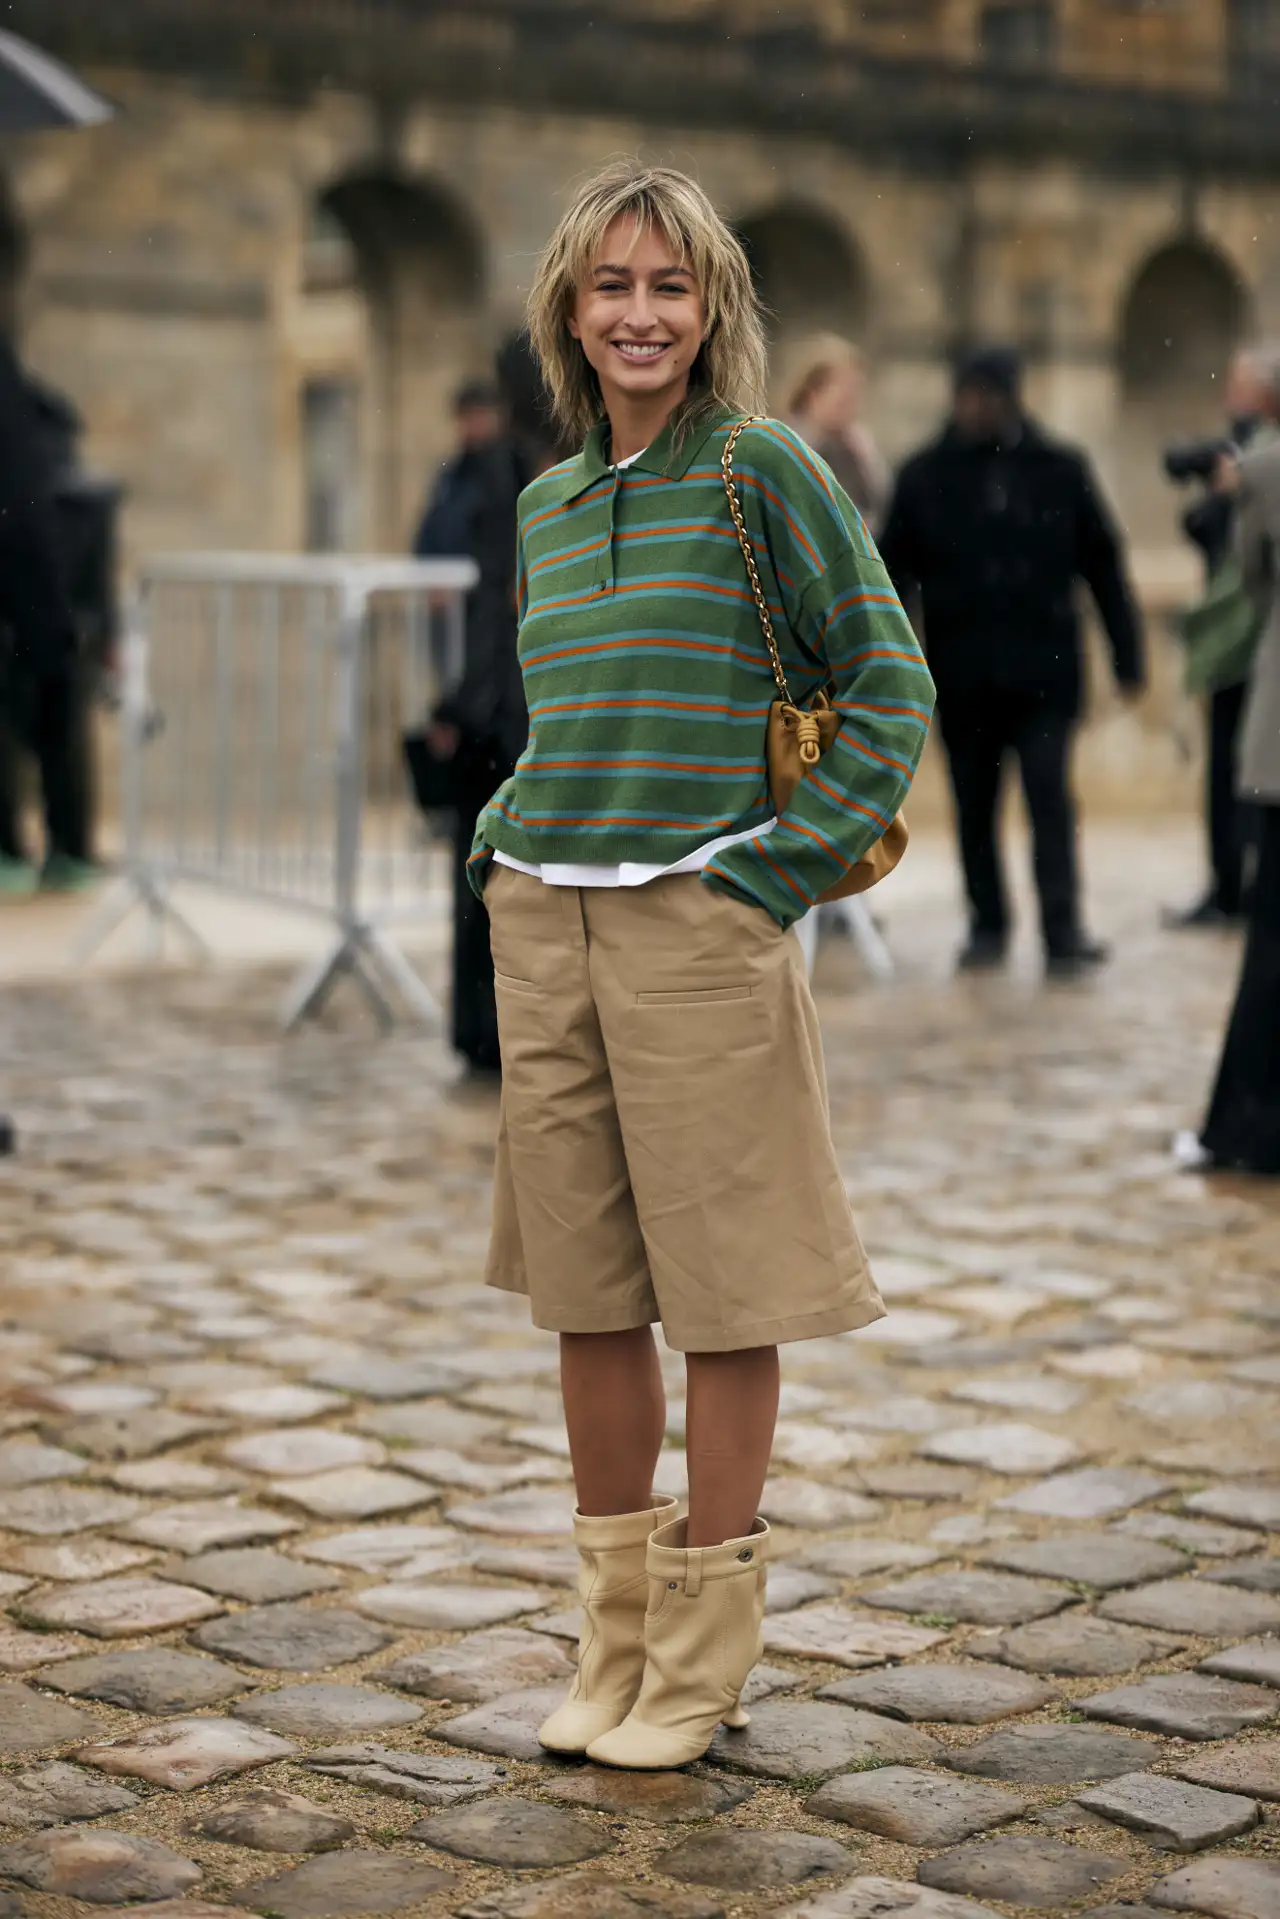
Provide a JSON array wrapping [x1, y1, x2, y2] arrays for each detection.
[[1114, 236, 1250, 547], [1119, 237, 1248, 396], [734, 200, 871, 374], [304, 168, 489, 547]]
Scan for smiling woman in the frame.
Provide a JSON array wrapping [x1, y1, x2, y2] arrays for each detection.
[[467, 160, 935, 1775]]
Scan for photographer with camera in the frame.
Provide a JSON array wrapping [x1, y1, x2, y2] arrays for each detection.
[[1162, 348, 1270, 929], [1175, 345, 1280, 1176]]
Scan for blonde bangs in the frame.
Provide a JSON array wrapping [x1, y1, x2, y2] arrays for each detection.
[[528, 161, 769, 447]]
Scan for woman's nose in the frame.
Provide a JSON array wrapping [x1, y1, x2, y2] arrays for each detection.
[[623, 289, 656, 330]]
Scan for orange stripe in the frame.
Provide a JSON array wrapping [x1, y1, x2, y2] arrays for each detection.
[[528, 537, 609, 572], [532, 698, 765, 719], [808, 769, 890, 828], [754, 839, 810, 903], [608, 465, 821, 570], [830, 734, 914, 777], [528, 579, 755, 617], [527, 636, 760, 670], [753, 421, 838, 505], [491, 815, 737, 831], [831, 647, 929, 669], [780, 816, 852, 871], [730, 472, 821, 569], [530, 758, 762, 774]]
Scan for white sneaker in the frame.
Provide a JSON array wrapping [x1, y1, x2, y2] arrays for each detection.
[[1171, 1129, 1214, 1171]]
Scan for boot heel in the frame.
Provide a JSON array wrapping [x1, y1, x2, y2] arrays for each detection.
[[722, 1698, 750, 1729]]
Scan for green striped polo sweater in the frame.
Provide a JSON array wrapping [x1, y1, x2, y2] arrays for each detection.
[[470, 404, 935, 928]]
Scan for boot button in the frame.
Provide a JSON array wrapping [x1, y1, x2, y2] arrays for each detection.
[[667, 1581, 678, 1590], [737, 1549, 753, 1561]]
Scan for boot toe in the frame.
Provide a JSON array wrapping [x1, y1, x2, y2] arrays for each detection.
[[537, 1700, 630, 1754], [586, 1716, 709, 1771]]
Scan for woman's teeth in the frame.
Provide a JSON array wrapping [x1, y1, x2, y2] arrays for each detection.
[[614, 342, 667, 359]]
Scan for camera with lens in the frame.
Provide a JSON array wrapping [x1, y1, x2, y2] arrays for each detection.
[[1163, 438, 1235, 485]]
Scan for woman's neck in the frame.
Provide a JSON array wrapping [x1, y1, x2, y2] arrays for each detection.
[[603, 382, 688, 465]]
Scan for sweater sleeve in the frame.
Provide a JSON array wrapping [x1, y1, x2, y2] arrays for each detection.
[[705, 424, 935, 927]]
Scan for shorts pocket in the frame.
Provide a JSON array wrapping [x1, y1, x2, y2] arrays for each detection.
[[636, 985, 753, 1007], [495, 970, 542, 997]]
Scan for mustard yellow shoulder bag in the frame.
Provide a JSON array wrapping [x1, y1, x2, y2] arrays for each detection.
[[721, 416, 908, 902]]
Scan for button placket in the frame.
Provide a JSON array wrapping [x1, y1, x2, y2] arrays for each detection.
[[591, 470, 619, 598]]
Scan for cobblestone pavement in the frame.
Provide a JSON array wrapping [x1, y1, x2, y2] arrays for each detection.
[[0, 828, 1277, 1919]]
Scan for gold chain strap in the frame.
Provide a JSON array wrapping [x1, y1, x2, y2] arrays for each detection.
[[722, 416, 793, 706]]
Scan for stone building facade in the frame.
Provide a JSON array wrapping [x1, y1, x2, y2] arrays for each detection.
[[7, 0, 1280, 811]]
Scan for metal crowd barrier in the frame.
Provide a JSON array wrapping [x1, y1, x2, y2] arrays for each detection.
[[76, 554, 478, 1028]]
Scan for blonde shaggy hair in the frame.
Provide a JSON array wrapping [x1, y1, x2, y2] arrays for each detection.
[[527, 160, 768, 448]]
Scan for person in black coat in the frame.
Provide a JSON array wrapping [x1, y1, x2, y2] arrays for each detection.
[[418, 408, 532, 1077], [0, 332, 83, 891], [879, 348, 1145, 976]]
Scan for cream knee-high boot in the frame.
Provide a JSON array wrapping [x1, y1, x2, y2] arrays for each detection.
[[585, 1515, 768, 1770], [536, 1495, 678, 1755]]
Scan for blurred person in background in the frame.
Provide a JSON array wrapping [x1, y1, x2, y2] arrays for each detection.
[[1177, 348, 1280, 1176], [879, 346, 1145, 978], [0, 314, 87, 895], [785, 334, 890, 534], [413, 380, 505, 560], [420, 368, 533, 1078], [1163, 347, 1269, 930], [787, 335, 891, 962]]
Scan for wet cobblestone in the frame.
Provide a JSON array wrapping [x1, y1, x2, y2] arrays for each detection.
[[0, 835, 1277, 1916]]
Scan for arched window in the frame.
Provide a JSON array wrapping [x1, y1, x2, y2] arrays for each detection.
[[733, 201, 869, 345], [302, 202, 357, 293], [980, 3, 1058, 68], [318, 173, 483, 312], [1120, 240, 1247, 395], [1229, 0, 1280, 96], [302, 171, 487, 547]]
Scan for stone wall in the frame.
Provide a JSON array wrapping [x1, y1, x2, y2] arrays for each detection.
[[7, 0, 1278, 824]]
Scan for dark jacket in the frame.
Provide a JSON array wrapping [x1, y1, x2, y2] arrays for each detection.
[[430, 435, 531, 770], [878, 417, 1144, 715], [0, 338, 74, 679]]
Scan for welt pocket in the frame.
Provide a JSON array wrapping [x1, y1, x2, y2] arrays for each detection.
[[494, 971, 542, 997], [636, 985, 753, 1007]]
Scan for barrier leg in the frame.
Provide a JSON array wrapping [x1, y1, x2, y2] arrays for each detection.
[[350, 943, 397, 1035], [70, 868, 211, 965], [280, 926, 399, 1033], [796, 908, 819, 977], [279, 937, 353, 1030], [361, 924, 441, 1028], [839, 895, 895, 981]]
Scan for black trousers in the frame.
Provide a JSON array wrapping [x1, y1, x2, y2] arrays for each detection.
[[938, 693, 1081, 954], [1207, 682, 1257, 915], [0, 664, 91, 864], [1201, 803, 1280, 1175], [450, 747, 515, 1074]]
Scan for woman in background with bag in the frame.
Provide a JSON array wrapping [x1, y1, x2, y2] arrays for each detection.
[[469, 162, 934, 1769]]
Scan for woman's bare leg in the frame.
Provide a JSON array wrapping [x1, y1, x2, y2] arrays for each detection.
[[559, 1327, 666, 1516], [684, 1345, 780, 1546]]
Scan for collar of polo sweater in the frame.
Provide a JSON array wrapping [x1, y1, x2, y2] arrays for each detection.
[[544, 402, 742, 506]]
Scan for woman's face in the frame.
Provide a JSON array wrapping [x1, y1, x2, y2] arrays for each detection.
[[569, 215, 707, 417]]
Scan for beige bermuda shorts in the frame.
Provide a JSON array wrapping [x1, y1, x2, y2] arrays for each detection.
[[484, 865, 884, 1353]]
